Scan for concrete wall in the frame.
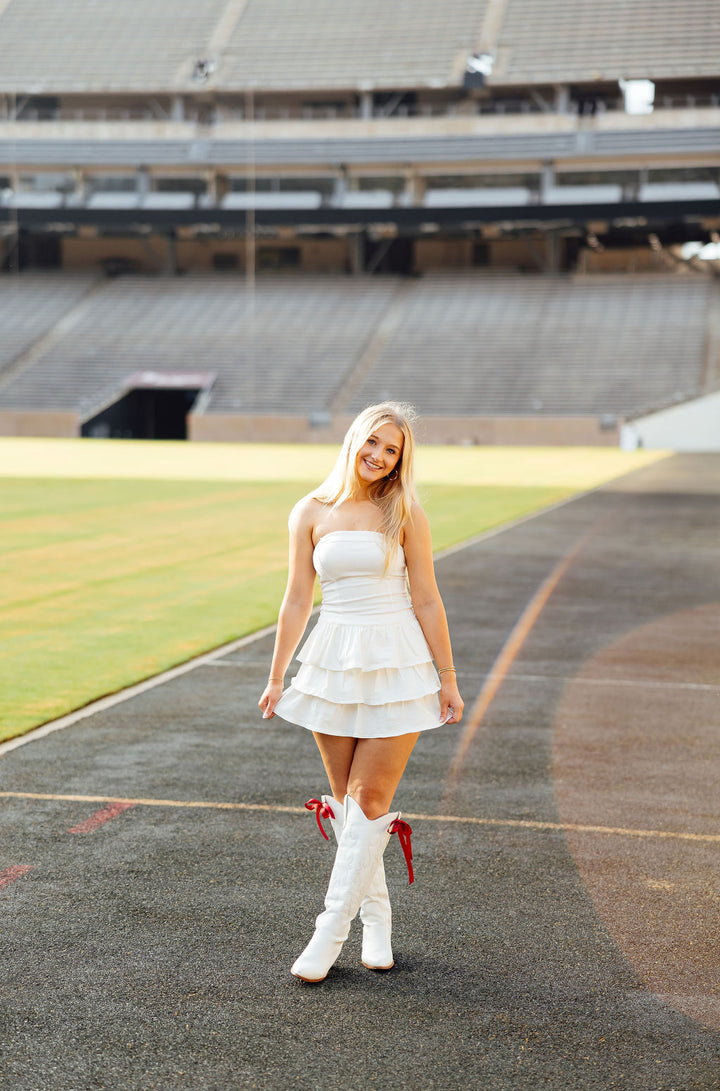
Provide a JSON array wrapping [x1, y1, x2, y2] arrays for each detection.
[[0, 410, 79, 437], [4, 105, 719, 143], [62, 235, 348, 274], [414, 237, 472, 270], [621, 390, 720, 451], [189, 413, 620, 446], [60, 232, 677, 277], [581, 247, 667, 274], [62, 236, 165, 271], [0, 407, 618, 445]]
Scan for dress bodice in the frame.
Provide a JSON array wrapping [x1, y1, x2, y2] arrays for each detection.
[[312, 531, 411, 621]]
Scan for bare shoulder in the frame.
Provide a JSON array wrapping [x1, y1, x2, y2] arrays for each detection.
[[404, 501, 431, 542], [289, 493, 325, 538]]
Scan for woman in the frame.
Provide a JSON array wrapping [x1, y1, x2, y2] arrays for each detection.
[[258, 402, 463, 982]]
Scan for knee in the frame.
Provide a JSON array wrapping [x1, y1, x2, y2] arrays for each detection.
[[346, 782, 391, 821]]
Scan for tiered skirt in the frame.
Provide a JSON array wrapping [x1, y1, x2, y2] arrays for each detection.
[[274, 610, 443, 739]]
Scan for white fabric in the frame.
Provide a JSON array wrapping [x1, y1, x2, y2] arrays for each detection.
[[274, 530, 443, 739]]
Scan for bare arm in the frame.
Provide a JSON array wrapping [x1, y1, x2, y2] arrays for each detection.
[[404, 505, 464, 725], [258, 499, 317, 719]]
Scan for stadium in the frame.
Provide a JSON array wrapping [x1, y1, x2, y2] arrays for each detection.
[[1, 3, 720, 1089], [0, 0, 719, 447]]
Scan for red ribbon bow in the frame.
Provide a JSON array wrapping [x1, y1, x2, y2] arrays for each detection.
[[305, 798, 335, 840], [388, 818, 414, 884]]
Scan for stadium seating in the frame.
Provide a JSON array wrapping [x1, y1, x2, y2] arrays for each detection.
[[0, 275, 395, 418], [493, 0, 720, 85], [1, 0, 717, 98], [0, 274, 97, 377], [0, 0, 490, 94], [192, 0, 490, 91], [0, 0, 230, 91], [344, 273, 714, 417], [0, 273, 713, 424]]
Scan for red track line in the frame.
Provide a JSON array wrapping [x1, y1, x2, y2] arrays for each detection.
[[444, 519, 605, 794], [68, 800, 137, 834], [0, 864, 34, 890]]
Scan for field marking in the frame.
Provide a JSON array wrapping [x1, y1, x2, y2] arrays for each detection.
[[444, 518, 606, 788], [0, 864, 34, 890], [0, 622, 279, 758], [68, 800, 137, 833], [1, 790, 719, 845], [457, 672, 720, 694], [211, 657, 720, 696], [0, 790, 305, 816]]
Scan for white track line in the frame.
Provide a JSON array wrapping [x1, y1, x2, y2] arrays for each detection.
[[0, 467, 654, 759], [451, 671, 720, 693], [1, 789, 718, 845], [0, 623, 278, 758]]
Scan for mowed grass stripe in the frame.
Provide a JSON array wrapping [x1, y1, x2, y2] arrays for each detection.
[[1, 473, 574, 740]]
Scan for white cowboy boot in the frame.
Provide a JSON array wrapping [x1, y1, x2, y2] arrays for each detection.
[[291, 795, 399, 983], [321, 795, 394, 971]]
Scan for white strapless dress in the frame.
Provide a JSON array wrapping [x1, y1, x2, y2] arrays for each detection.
[[273, 530, 444, 739]]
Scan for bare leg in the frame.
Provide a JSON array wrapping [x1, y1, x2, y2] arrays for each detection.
[[294, 732, 420, 981], [312, 733, 357, 801], [312, 732, 420, 817], [309, 732, 420, 819], [347, 733, 420, 817]]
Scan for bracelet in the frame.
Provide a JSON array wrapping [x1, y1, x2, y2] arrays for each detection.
[[268, 676, 284, 682], [438, 666, 456, 674]]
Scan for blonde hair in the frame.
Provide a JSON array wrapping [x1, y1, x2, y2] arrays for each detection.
[[314, 402, 418, 563]]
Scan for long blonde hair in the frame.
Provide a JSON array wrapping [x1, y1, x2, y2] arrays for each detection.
[[314, 402, 418, 563]]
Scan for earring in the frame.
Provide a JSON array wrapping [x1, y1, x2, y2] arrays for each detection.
[[387, 469, 399, 481]]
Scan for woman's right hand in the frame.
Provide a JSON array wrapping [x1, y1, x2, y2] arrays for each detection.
[[258, 680, 284, 720]]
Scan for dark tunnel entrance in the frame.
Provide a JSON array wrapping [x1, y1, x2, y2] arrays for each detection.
[[81, 371, 215, 440]]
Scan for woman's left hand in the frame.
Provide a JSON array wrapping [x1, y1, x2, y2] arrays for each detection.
[[439, 678, 464, 724]]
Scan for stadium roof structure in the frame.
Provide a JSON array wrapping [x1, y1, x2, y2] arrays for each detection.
[[1, 0, 718, 96]]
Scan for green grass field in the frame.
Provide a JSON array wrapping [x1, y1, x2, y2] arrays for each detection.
[[0, 439, 666, 741]]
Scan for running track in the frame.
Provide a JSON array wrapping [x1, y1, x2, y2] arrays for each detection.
[[1, 453, 719, 1090]]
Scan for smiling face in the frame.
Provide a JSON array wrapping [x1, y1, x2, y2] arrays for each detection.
[[355, 421, 404, 488]]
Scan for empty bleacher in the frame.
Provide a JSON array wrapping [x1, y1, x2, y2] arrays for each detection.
[[220, 0, 489, 91], [0, 0, 490, 95], [0, 274, 713, 428], [493, 0, 720, 85], [0, 0, 229, 92], [0, 275, 396, 418], [346, 274, 713, 417], [1, 0, 718, 99], [0, 273, 97, 377]]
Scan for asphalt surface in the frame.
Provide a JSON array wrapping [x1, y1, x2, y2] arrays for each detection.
[[1, 452, 719, 1091]]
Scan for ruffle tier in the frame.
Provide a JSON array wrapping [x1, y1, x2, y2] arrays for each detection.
[[274, 687, 443, 739], [274, 612, 444, 739], [296, 616, 433, 672], [293, 660, 439, 705]]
